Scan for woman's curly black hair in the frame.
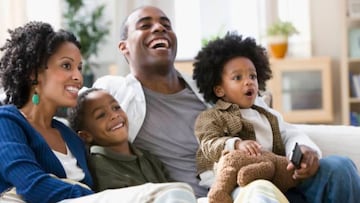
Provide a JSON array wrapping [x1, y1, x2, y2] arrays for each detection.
[[0, 21, 81, 108], [193, 31, 272, 104], [67, 88, 102, 133]]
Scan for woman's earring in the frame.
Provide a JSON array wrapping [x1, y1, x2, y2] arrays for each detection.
[[32, 90, 39, 105], [31, 80, 39, 105]]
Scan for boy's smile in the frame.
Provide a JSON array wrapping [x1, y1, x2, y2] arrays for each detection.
[[82, 90, 129, 147]]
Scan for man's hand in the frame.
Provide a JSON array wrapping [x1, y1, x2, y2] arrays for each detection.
[[287, 144, 320, 180]]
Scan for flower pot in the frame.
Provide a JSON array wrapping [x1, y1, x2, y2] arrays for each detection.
[[267, 35, 288, 59]]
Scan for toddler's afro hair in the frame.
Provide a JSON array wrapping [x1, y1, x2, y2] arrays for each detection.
[[193, 31, 272, 104]]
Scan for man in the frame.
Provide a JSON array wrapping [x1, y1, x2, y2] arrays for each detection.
[[93, 5, 360, 202]]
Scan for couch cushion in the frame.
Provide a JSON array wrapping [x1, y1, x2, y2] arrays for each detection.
[[295, 124, 360, 171]]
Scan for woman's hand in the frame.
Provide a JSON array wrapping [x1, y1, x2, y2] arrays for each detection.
[[235, 140, 262, 156], [287, 144, 320, 180]]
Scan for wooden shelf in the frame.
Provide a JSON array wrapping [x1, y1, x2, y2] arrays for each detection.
[[341, 1, 360, 125], [349, 98, 360, 103], [349, 58, 360, 63], [174, 60, 194, 76]]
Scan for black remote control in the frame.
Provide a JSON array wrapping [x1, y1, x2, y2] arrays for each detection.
[[290, 142, 303, 169]]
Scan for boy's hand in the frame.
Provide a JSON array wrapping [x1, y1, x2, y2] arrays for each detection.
[[235, 140, 262, 156], [287, 144, 320, 180]]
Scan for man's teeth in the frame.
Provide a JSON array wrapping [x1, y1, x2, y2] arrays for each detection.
[[149, 39, 169, 49]]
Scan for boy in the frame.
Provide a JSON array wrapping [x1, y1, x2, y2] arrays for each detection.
[[68, 88, 169, 192]]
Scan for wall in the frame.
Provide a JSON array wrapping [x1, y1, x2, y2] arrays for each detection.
[[0, 0, 61, 49], [0, 0, 345, 124], [0, 0, 175, 79], [310, 0, 342, 123]]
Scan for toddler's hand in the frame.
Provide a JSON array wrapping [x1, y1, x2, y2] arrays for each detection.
[[236, 140, 262, 156]]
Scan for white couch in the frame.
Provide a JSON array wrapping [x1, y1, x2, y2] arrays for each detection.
[[295, 124, 360, 171], [57, 117, 360, 170], [56, 116, 360, 170]]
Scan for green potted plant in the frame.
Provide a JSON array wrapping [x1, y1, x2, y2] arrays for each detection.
[[201, 25, 226, 47], [266, 21, 299, 58], [62, 0, 110, 87]]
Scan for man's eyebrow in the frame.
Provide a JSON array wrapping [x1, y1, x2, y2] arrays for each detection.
[[136, 16, 171, 24], [160, 16, 171, 23], [136, 16, 151, 24]]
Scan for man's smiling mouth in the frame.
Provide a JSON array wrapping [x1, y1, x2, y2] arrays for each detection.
[[148, 39, 169, 49]]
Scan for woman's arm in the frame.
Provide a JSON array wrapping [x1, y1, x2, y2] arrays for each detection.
[[0, 110, 93, 203]]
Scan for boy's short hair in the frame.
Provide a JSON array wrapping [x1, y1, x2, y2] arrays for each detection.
[[67, 87, 102, 132], [193, 31, 272, 104]]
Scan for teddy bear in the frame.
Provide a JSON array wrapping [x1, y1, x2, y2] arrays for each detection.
[[207, 150, 299, 203]]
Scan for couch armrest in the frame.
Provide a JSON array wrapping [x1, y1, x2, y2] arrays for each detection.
[[294, 124, 360, 171]]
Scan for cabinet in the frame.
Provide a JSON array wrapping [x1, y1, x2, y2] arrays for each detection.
[[341, 1, 360, 125], [267, 57, 333, 124], [174, 60, 194, 75]]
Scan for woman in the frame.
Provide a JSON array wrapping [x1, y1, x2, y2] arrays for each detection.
[[0, 21, 196, 203]]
